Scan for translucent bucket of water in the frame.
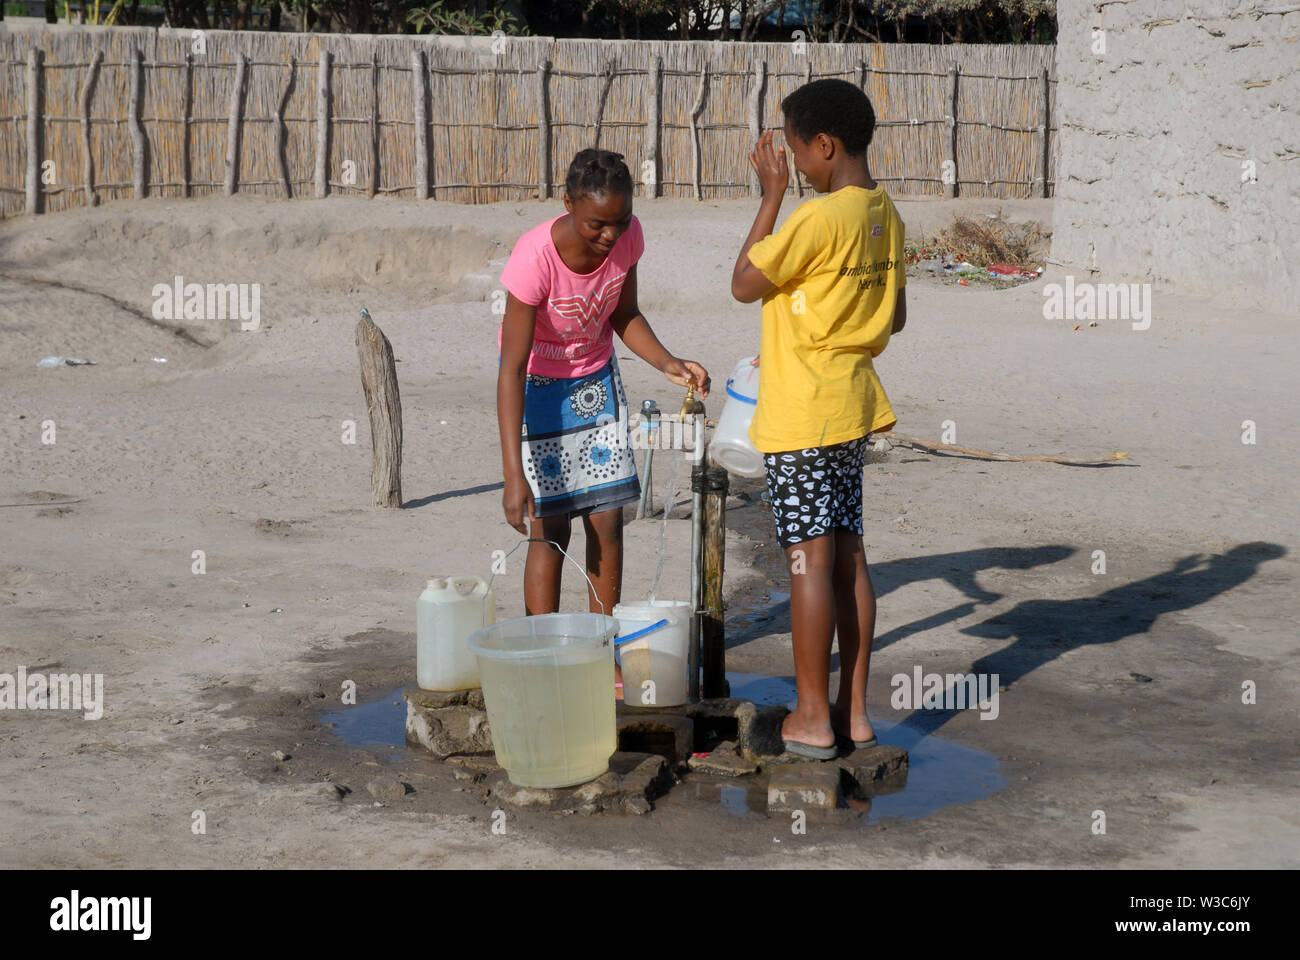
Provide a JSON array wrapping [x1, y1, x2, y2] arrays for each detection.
[[613, 600, 691, 707], [710, 356, 764, 478], [467, 612, 620, 788]]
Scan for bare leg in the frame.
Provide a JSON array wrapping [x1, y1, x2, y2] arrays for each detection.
[[580, 505, 624, 613], [779, 533, 836, 749], [582, 505, 625, 698], [830, 528, 877, 743], [524, 512, 572, 615]]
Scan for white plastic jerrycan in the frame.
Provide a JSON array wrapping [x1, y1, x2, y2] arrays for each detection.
[[417, 576, 495, 691], [710, 356, 764, 478]]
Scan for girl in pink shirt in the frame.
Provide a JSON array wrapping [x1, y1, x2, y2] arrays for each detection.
[[497, 149, 709, 697]]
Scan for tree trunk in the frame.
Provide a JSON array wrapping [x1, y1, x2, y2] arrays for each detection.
[[356, 309, 403, 508]]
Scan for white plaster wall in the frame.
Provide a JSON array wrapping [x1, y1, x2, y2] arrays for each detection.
[[1051, 1, 1299, 308]]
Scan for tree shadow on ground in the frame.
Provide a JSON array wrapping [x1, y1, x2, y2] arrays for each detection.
[[403, 481, 502, 509]]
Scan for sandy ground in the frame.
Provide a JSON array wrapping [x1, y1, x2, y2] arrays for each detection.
[[0, 193, 1296, 869]]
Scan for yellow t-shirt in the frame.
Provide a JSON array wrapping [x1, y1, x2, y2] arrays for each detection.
[[744, 184, 905, 453]]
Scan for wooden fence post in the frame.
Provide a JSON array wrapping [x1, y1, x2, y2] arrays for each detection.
[[78, 49, 101, 208], [273, 59, 293, 198], [1038, 66, 1050, 198], [701, 462, 728, 699], [224, 53, 247, 196], [411, 49, 428, 200], [748, 59, 765, 197], [535, 59, 551, 200], [689, 63, 706, 201], [592, 58, 615, 148], [795, 59, 811, 197], [646, 54, 661, 198], [182, 52, 192, 198], [25, 48, 41, 215], [356, 308, 403, 508], [129, 47, 146, 200], [315, 49, 331, 199], [944, 65, 958, 199], [368, 52, 378, 198]]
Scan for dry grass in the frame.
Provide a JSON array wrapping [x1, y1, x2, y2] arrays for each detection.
[[933, 211, 1047, 267]]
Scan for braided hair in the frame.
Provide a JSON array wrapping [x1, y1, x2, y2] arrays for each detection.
[[564, 148, 633, 203]]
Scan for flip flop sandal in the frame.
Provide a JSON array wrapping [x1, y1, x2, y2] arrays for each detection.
[[835, 733, 878, 750], [782, 738, 838, 760]]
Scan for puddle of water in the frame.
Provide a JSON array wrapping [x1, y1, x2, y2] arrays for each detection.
[[726, 671, 797, 707], [857, 717, 1003, 824], [686, 779, 765, 818], [720, 671, 1003, 821], [319, 685, 408, 756]]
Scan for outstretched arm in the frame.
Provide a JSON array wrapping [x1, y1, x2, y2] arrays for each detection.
[[610, 264, 711, 398]]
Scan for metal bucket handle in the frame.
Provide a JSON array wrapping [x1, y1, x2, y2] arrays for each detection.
[[484, 537, 608, 619]]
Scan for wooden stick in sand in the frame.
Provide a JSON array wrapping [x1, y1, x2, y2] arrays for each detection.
[[880, 432, 1130, 467], [355, 308, 403, 507]]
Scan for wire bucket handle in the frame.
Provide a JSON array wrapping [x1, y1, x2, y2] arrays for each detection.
[[484, 537, 608, 619]]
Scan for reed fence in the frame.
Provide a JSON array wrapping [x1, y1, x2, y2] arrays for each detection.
[[0, 27, 1056, 216]]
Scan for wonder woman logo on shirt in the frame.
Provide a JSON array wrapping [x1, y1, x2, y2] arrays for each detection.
[[548, 273, 627, 337]]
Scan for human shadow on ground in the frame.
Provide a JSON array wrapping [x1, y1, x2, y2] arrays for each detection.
[[894, 542, 1286, 737], [725, 545, 1076, 656]]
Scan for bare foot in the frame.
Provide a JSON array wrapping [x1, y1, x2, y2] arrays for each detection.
[[831, 705, 875, 744], [780, 708, 834, 749]]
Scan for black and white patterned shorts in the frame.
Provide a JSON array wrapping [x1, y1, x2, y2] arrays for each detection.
[[763, 435, 870, 549]]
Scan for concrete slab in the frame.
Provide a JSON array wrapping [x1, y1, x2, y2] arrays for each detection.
[[686, 740, 760, 777], [404, 688, 493, 759], [487, 751, 674, 815]]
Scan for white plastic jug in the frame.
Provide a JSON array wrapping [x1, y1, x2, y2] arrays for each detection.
[[416, 577, 495, 691], [613, 599, 691, 707], [710, 356, 764, 478]]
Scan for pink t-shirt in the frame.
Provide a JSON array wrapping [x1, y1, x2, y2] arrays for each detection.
[[498, 214, 644, 378]]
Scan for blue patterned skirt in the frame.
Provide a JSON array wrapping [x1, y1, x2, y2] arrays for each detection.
[[521, 354, 641, 518]]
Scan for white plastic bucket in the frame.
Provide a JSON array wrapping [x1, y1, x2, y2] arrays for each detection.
[[710, 356, 764, 478], [613, 599, 691, 707]]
